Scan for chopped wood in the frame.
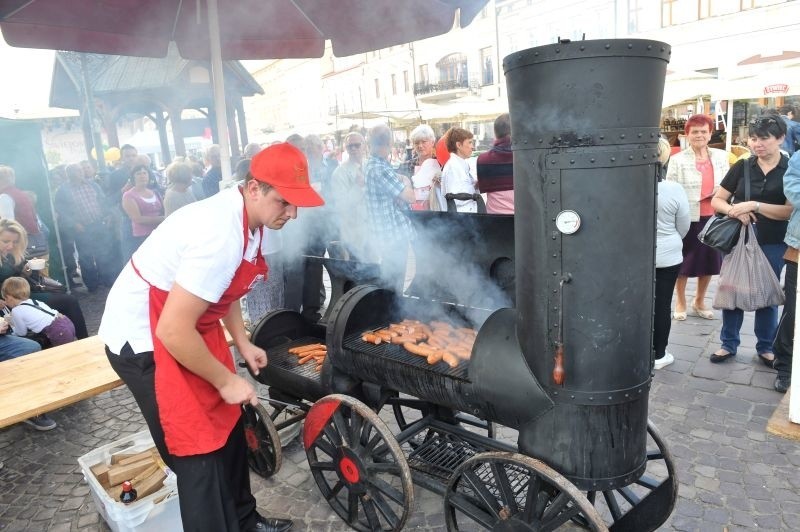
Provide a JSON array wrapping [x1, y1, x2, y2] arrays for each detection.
[[107, 457, 157, 487]]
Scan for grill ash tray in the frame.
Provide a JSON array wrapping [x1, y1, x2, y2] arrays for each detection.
[[341, 331, 470, 381]]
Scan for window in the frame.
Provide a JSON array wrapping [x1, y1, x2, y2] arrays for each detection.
[[437, 54, 468, 86], [403, 70, 409, 92], [374, 78, 380, 98], [391, 74, 397, 95], [419, 64, 429, 84], [699, 0, 739, 18], [661, 0, 697, 26], [480, 47, 494, 86]]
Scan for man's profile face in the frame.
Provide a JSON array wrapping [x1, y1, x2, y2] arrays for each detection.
[[250, 184, 297, 230]]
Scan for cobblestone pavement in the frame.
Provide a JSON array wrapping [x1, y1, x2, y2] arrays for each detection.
[[1, 279, 799, 531]]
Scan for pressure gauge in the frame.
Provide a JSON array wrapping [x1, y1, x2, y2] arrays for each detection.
[[555, 210, 581, 235]]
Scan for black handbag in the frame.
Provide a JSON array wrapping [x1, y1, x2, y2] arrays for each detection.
[[698, 159, 750, 253]]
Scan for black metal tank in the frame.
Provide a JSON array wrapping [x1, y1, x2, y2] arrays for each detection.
[[498, 38, 670, 490]]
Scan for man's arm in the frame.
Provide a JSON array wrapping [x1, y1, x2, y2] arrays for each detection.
[[221, 299, 267, 376], [155, 283, 258, 405]]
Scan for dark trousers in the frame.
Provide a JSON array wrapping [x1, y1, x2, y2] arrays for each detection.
[[774, 260, 796, 380], [40, 293, 89, 339], [654, 263, 682, 358], [105, 345, 258, 531], [74, 223, 119, 290]]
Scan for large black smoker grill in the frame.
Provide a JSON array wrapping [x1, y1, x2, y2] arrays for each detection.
[[242, 38, 678, 531]]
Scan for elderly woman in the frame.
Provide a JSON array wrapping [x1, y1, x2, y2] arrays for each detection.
[[402, 124, 441, 210], [0, 218, 88, 340], [709, 115, 792, 365], [666, 114, 730, 320], [441, 127, 478, 213], [163, 161, 197, 216]]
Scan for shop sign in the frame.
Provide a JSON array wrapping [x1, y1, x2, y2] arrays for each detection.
[[763, 83, 789, 95]]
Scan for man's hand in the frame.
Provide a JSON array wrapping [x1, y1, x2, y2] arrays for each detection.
[[0, 321, 9, 334], [219, 373, 258, 406], [238, 341, 268, 376]]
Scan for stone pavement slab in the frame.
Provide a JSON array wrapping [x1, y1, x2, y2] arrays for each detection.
[[2, 279, 800, 531]]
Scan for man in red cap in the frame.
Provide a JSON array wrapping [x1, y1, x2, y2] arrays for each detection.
[[99, 143, 322, 532]]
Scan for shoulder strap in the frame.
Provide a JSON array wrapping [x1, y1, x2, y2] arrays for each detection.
[[744, 158, 751, 201], [19, 301, 56, 317]]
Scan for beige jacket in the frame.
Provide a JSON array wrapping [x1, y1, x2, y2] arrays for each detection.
[[665, 147, 730, 222]]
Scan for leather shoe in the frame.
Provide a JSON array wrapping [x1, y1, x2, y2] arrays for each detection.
[[774, 376, 790, 394], [709, 350, 734, 363], [757, 352, 776, 369], [247, 516, 293, 532]]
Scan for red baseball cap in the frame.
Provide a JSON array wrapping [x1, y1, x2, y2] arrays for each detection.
[[249, 143, 324, 207]]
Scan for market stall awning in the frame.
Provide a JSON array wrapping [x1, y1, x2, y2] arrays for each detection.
[[712, 63, 800, 101], [662, 70, 719, 108]]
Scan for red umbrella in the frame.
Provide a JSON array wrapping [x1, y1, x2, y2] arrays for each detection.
[[1, 0, 487, 179]]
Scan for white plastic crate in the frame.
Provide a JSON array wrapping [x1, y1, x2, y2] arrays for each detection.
[[78, 430, 183, 532]]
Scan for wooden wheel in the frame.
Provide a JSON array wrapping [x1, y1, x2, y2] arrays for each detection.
[[242, 402, 282, 479], [444, 451, 607, 531], [573, 420, 678, 531], [304, 394, 413, 531]]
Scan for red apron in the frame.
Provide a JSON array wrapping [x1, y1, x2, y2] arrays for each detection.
[[132, 200, 267, 456]]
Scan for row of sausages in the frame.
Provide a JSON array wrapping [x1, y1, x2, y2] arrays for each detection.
[[288, 343, 327, 372], [362, 319, 477, 368]]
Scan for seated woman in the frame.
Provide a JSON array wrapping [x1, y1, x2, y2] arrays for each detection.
[[0, 218, 88, 339]]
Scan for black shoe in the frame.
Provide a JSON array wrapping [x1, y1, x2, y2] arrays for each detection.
[[247, 516, 293, 532], [774, 376, 791, 394], [710, 350, 735, 363], [758, 352, 776, 369]]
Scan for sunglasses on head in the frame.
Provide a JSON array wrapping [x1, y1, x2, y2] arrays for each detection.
[[750, 117, 778, 127]]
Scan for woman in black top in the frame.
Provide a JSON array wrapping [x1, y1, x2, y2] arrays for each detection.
[[709, 116, 791, 365]]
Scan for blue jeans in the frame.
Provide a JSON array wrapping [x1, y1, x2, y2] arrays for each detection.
[[0, 334, 41, 362], [720, 242, 786, 355]]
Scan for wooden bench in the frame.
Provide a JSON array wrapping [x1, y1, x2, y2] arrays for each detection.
[[0, 328, 237, 429]]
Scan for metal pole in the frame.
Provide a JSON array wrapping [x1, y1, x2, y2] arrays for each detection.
[[207, 0, 233, 187], [79, 54, 106, 173]]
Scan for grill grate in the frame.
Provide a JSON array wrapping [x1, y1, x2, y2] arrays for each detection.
[[268, 336, 325, 382], [403, 428, 494, 480], [342, 329, 470, 381]]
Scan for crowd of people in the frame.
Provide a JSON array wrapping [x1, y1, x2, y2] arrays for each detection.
[[656, 111, 799, 396]]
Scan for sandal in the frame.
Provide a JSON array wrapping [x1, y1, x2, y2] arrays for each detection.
[[710, 350, 735, 363], [691, 303, 715, 320], [673, 309, 687, 321], [757, 352, 775, 369]]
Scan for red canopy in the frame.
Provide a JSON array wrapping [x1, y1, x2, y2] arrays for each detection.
[[0, 0, 487, 59]]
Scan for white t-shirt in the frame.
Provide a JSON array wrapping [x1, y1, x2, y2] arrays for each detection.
[[99, 186, 273, 354], [10, 299, 57, 336]]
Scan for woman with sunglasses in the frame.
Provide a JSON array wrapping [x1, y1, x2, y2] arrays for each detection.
[[709, 115, 792, 366]]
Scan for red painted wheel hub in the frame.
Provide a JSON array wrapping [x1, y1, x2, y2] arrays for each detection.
[[338, 456, 360, 484], [245, 427, 259, 450]]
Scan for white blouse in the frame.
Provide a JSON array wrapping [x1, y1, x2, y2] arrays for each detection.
[[441, 154, 477, 213]]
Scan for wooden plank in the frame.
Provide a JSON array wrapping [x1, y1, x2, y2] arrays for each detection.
[[0, 336, 121, 428], [766, 388, 800, 442], [0, 325, 239, 429]]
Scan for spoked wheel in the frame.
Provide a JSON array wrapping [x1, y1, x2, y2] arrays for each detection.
[[304, 394, 414, 531], [444, 451, 606, 531], [241, 402, 282, 479], [573, 420, 678, 531]]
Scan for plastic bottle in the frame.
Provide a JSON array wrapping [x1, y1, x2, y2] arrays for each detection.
[[120, 480, 137, 504]]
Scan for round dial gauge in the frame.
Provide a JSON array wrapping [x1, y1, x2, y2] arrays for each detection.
[[555, 210, 581, 234]]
